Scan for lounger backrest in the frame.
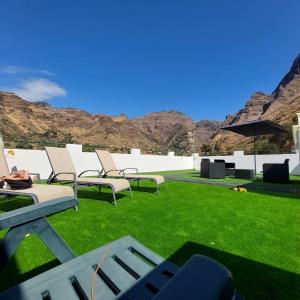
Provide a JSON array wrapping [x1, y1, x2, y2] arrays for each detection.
[[95, 150, 119, 176], [0, 146, 10, 177], [45, 147, 76, 181]]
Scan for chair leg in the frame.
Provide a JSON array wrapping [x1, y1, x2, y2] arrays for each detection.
[[156, 185, 160, 195], [129, 186, 133, 198], [73, 183, 78, 198], [137, 179, 140, 188], [98, 185, 102, 194], [164, 182, 167, 190], [112, 191, 117, 206]]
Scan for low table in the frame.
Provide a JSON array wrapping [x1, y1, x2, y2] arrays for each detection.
[[235, 169, 255, 180]]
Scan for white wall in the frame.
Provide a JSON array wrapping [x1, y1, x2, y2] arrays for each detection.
[[4, 144, 193, 179], [66, 144, 193, 175], [4, 149, 53, 179], [4, 144, 300, 178], [193, 151, 300, 175]]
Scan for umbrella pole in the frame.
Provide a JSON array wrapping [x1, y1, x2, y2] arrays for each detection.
[[253, 124, 257, 176]]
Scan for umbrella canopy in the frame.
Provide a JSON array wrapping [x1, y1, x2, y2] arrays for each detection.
[[221, 120, 287, 136], [220, 120, 287, 175]]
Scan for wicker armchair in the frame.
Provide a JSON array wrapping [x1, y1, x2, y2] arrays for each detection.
[[263, 159, 290, 183]]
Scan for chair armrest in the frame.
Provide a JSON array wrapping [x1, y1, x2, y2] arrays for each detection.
[[104, 169, 125, 177], [122, 168, 139, 174], [50, 172, 77, 182], [78, 169, 102, 178], [0, 197, 78, 230]]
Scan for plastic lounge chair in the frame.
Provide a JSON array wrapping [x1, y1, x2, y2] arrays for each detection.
[[45, 147, 131, 206], [0, 197, 242, 300], [0, 146, 74, 203], [96, 150, 166, 193]]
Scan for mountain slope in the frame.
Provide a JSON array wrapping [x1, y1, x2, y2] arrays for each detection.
[[0, 92, 221, 153], [1, 53, 299, 154], [213, 53, 300, 153]]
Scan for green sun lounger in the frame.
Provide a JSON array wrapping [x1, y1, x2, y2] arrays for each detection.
[[0, 197, 242, 300]]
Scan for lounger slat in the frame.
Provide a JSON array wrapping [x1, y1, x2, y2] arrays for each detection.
[[144, 262, 176, 290], [72, 266, 116, 300], [97, 256, 137, 293], [112, 248, 154, 277], [126, 238, 165, 266], [42, 279, 80, 300], [117, 260, 178, 300]]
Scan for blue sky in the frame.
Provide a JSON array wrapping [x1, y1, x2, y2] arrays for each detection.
[[0, 0, 299, 121]]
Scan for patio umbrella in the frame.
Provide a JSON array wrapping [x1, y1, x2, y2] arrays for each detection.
[[220, 120, 287, 175]]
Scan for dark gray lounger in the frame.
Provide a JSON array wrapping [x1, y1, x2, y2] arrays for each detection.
[[0, 197, 242, 300]]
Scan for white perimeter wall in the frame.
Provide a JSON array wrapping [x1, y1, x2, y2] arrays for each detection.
[[3, 144, 300, 178], [3, 144, 193, 179]]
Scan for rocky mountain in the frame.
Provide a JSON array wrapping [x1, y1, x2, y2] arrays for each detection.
[[0, 92, 220, 154], [1, 53, 299, 155], [213, 53, 300, 153]]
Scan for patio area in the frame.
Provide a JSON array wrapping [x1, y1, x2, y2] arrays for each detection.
[[0, 178, 299, 300], [154, 169, 300, 194]]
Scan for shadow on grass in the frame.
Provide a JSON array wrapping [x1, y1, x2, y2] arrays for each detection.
[[168, 241, 300, 300], [168, 172, 300, 197], [239, 180, 300, 198], [238, 185, 300, 199], [77, 188, 129, 205], [130, 185, 158, 194], [0, 196, 33, 213]]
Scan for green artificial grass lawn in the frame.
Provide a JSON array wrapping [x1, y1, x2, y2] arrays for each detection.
[[0, 181, 300, 300]]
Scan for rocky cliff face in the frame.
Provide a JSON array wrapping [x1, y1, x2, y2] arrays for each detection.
[[213, 53, 300, 153], [263, 53, 300, 123], [229, 92, 272, 124]]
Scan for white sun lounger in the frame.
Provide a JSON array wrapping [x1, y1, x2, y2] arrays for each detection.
[[96, 150, 166, 193], [45, 147, 131, 206], [0, 146, 74, 203]]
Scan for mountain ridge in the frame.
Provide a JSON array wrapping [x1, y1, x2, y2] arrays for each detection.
[[1, 53, 299, 154], [213, 53, 300, 153], [0, 91, 221, 154]]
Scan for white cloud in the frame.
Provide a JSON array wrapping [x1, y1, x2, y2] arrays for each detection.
[[0, 66, 27, 74], [11, 78, 66, 102], [0, 65, 55, 76]]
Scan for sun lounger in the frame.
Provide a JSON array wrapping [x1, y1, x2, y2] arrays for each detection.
[[0, 197, 241, 300], [45, 147, 131, 206], [96, 150, 166, 193], [0, 146, 74, 203]]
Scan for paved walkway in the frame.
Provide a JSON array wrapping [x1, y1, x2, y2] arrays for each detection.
[[165, 175, 300, 195]]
